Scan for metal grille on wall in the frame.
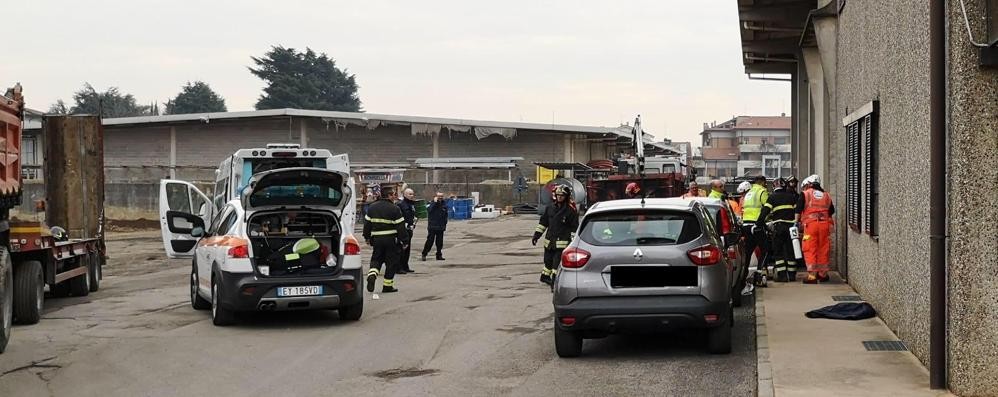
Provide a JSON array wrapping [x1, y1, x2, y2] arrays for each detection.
[[847, 122, 861, 230]]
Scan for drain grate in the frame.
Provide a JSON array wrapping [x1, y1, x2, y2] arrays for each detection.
[[863, 340, 908, 351], [832, 295, 864, 301]]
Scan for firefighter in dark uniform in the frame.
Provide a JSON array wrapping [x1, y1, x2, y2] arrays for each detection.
[[532, 185, 579, 287], [396, 188, 417, 274], [758, 178, 798, 282], [363, 187, 408, 293]]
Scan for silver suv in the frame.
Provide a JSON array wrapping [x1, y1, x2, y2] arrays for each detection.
[[552, 198, 737, 357]]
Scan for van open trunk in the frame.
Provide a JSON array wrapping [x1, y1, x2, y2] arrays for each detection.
[[247, 210, 342, 277]]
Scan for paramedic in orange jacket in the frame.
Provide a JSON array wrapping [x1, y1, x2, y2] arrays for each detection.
[[795, 175, 835, 284]]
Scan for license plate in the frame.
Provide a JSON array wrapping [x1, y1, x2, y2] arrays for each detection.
[[277, 286, 323, 297], [610, 266, 698, 288]]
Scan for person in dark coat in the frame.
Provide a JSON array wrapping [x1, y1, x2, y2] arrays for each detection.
[[396, 188, 418, 274], [363, 187, 407, 293], [758, 178, 799, 282], [532, 185, 580, 287], [421, 192, 448, 261]]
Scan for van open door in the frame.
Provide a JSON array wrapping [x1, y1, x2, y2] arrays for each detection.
[[160, 180, 214, 258]]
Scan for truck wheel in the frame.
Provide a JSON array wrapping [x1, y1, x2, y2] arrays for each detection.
[[338, 300, 363, 321], [707, 308, 733, 354], [13, 261, 44, 325], [211, 278, 236, 326], [88, 253, 102, 292], [70, 256, 91, 297], [0, 250, 13, 353], [190, 264, 210, 310], [554, 319, 583, 358]]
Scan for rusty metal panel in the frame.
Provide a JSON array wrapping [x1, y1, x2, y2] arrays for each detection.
[[42, 116, 105, 239]]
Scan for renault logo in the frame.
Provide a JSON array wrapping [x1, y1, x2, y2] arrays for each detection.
[[633, 248, 644, 261]]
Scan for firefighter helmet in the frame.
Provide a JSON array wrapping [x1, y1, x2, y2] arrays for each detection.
[[737, 181, 752, 194], [802, 174, 820, 186], [553, 184, 572, 197], [625, 182, 640, 195], [50, 226, 68, 242]]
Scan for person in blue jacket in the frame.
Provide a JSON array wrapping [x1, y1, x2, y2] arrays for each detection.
[[421, 192, 448, 261]]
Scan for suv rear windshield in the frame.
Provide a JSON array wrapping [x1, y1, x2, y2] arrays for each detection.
[[580, 210, 702, 246]]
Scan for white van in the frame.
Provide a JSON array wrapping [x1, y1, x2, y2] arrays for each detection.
[[159, 144, 357, 259]]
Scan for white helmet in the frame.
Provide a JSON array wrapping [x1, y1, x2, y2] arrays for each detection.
[[802, 174, 820, 186], [737, 181, 752, 193]]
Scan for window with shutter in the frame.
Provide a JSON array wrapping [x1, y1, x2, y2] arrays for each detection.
[[842, 100, 879, 239], [846, 121, 861, 230], [863, 114, 878, 236]]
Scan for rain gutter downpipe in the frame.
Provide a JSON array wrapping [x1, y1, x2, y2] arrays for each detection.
[[929, 0, 947, 390]]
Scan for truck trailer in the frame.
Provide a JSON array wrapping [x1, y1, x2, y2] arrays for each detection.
[[0, 84, 106, 353]]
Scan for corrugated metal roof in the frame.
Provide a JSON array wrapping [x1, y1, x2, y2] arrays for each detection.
[[96, 108, 628, 136], [23, 109, 674, 150]]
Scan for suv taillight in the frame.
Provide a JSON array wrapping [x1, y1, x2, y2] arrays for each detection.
[[344, 235, 361, 255], [228, 245, 249, 258], [688, 244, 721, 266], [561, 247, 591, 269]]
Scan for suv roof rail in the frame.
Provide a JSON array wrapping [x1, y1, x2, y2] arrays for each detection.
[[266, 143, 301, 149]]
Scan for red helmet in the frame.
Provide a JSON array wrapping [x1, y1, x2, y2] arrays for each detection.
[[625, 182, 641, 194]]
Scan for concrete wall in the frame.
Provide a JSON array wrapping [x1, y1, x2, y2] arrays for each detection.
[[87, 117, 610, 184], [945, 0, 998, 394], [835, 0, 932, 369]]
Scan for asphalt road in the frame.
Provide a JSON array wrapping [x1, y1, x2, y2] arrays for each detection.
[[0, 216, 756, 397]]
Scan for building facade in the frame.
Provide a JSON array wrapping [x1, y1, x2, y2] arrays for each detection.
[[696, 115, 792, 182], [20, 109, 669, 221], [23, 109, 663, 184], [736, 0, 998, 394]]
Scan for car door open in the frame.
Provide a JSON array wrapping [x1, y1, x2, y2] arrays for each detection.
[[160, 179, 214, 258]]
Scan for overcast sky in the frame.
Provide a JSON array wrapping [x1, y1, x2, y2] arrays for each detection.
[[3, 0, 789, 149]]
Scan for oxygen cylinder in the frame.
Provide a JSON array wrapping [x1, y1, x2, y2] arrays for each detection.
[[789, 225, 804, 261]]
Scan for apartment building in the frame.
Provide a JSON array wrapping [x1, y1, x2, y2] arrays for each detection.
[[695, 115, 792, 181]]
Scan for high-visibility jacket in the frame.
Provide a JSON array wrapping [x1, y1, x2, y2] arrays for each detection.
[[708, 190, 724, 200], [801, 188, 833, 221], [534, 202, 579, 250], [363, 199, 407, 240], [741, 183, 769, 222]]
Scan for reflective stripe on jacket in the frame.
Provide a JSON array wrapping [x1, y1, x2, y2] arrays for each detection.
[[742, 184, 769, 222], [534, 202, 579, 250], [363, 199, 407, 240]]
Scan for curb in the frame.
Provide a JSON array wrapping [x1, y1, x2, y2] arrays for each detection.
[[756, 288, 775, 397]]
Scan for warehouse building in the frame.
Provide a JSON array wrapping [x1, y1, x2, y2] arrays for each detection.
[[23, 108, 667, 183], [20, 109, 672, 221]]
